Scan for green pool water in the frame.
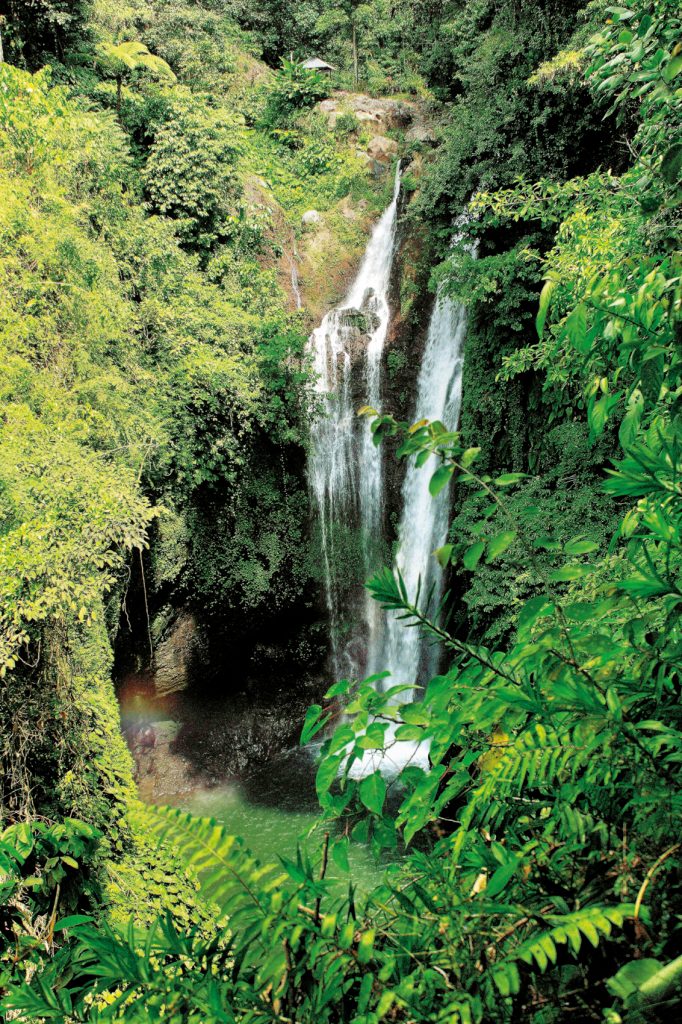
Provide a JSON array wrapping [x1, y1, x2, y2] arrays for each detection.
[[165, 772, 392, 893], [118, 681, 395, 892]]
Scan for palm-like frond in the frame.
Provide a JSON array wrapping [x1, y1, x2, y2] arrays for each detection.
[[94, 42, 176, 83]]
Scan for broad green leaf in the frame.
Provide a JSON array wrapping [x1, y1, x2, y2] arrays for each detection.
[[359, 772, 386, 815], [315, 754, 342, 800], [494, 472, 527, 487], [619, 388, 644, 448], [486, 531, 516, 561], [325, 678, 351, 699], [301, 704, 329, 744], [429, 463, 454, 496], [357, 928, 375, 964], [53, 915, 93, 932], [588, 391, 621, 437], [536, 278, 556, 338], [549, 564, 595, 582], [606, 958, 663, 1001], [517, 595, 555, 638], [564, 303, 590, 353], [463, 540, 486, 570], [434, 543, 453, 568], [485, 859, 521, 898], [331, 837, 349, 873], [662, 55, 682, 84], [460, 446, 480, 469], [564, 538, 599, 555]]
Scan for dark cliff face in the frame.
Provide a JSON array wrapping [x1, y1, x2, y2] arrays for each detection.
[[378, 203, 439, 549]]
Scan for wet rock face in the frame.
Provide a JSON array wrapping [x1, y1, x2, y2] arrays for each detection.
[[153, 610, 197, 696], [120, 684, 320, 802], [338, 305, 381, 335]]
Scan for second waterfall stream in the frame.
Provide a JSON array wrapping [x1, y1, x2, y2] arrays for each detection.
[[308, 166, 471, 772]]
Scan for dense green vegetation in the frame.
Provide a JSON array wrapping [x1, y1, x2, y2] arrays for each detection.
[[1, 0, 680, 1022]]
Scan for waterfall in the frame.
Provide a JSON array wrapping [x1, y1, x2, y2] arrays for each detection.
[[344, 291, 468, 778], [308, 165, 401, 675], [374, 293, 468, 689]]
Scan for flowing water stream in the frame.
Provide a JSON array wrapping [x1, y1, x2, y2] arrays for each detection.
[[308, 165, 401, 676], [350, 291, 469, 776], [372, 294, 468, 688], [308, 173, 472, 708], [308, 187, 472, 776]]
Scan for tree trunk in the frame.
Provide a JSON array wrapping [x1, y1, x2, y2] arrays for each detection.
[[352, 22, 358, 87], [0, 28, 4, 64]]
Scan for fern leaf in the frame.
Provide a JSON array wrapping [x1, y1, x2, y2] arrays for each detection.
[[132, 804, 288, 954]]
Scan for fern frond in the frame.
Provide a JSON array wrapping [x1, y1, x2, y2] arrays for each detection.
[[95, 41, 176, 82], [490, 903, 640, 995], [450, 723, 612, 858], [132, 805, 288, 952]]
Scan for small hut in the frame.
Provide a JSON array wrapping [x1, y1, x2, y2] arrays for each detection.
[[300, 57, 337, 76]]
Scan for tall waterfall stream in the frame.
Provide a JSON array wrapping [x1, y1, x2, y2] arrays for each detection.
[[371, 295, 468, 687], [309, 174, 470, 723], [308, 165, 402, 676]]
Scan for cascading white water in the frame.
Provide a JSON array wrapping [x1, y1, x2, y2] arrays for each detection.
[[347, 291, 469, 778], [308, 166, 401, 675], [375, 294, 468, 688]]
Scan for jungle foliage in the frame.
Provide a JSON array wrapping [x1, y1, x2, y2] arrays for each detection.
[[0, 0, 381, 903], [1, 0, 681, 1023]]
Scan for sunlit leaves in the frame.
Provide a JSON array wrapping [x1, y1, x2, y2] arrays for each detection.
[[434, 543, 453, 568], [517, 595, 555, 639], [493, 473, 527, 487], [564, 537, 599, 555], [486, 530, 517, 562], [548, 562, 595, 582], [536, 277, 557, 338], [358, 773, 386, 815], [301, 704, 330, 744], [463, 540, 486, 570], [564, 302, 590, 353], [619, 387, 644, 446]]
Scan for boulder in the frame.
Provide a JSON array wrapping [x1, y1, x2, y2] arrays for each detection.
[[338, 306, 381, 334], [318, 98, 338, 117], [405, 124, 437, 146], [340, 197, 360, 221], [366, 135, 399, 164], [301, 209, 322, 229], [356, 109, 382, 126]]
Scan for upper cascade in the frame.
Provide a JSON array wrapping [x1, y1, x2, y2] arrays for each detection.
[[308, 164, 402, 677]]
